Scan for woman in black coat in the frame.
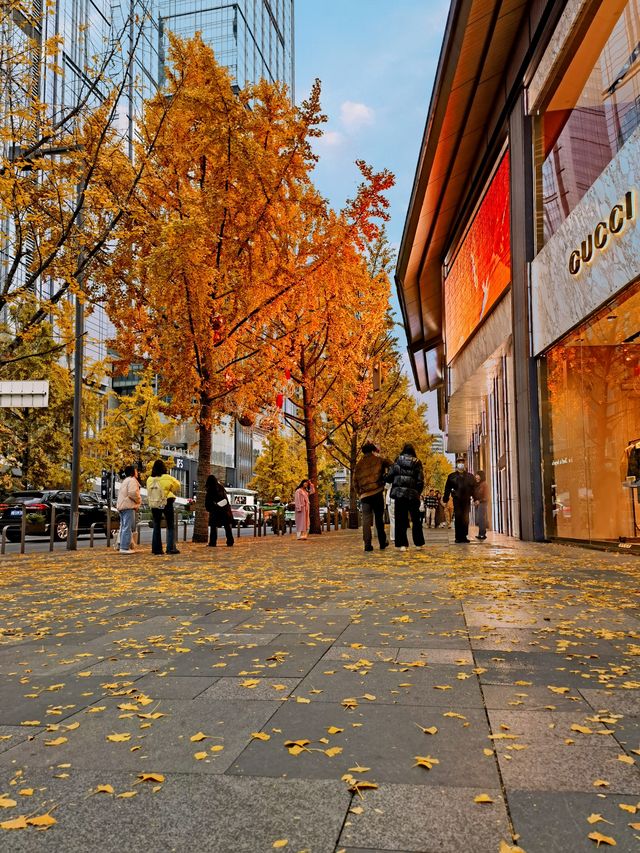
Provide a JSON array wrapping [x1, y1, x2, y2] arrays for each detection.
[[386, 443, 425, 551], [204, 475, 234, 547]]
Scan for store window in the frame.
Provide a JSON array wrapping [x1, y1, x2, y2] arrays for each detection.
[[540, 281, 640, 544], [538, 0, 640, 244]]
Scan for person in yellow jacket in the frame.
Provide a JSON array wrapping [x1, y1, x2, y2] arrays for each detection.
[[147, 459, 182, 555]]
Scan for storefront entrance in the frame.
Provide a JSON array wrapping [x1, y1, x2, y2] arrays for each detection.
[[540, 281, 640, 545]]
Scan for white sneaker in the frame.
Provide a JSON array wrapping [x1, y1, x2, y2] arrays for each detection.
[[120, 549, 135, 554], [398, 546, 408, 552], [415, 545, 424, 549]]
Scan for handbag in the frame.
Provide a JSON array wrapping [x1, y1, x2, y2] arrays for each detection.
[[217, 498, 228, 507]]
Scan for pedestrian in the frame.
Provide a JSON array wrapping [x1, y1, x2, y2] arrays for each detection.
[[116, 464, 141, 554], [419, 493, 426, 524], [147, 459, 182, 555], [294, 478, 315, 540], [385, 485, 395, 543], [386, 443, 425, 551], [204, 474, 234, 547], [354, 441, 390, 552], [434, 490, 446, 527], [425, 488, 438, 527], [442, 456, 477, 543], [474, 470, 489, 540]]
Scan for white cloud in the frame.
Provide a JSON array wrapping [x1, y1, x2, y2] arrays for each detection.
[[340, 100, 375, 131], [316, 129, 344, 147]]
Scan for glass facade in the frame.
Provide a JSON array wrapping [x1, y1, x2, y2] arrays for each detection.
[[541, 282, 640, 544], [158, 0, 294, 95], [539, 0, 640, 243]]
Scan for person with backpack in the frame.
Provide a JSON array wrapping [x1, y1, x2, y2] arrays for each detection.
[[116, 464, 141, 554], [147, 459, 182, 555], [353, 441, 390, 552], [204, 474, 234, 547], [386, 443, 425, 551]]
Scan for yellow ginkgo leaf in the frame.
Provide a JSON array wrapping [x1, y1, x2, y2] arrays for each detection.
[[324, 747, 343, 757], [45, 737, 67, 746], [498, 841, 527, 853], [210, 745, 224, 753], [327, 726, 343, 735], [414, 755, 439, 770], [20, 721, 40, 726], [0, 815, 28, 830], [588, 831, 617, 847], [94, 784, 114, 794], [137, 773, 164, 783], [0, 797, 17, 808], [190, 732, 207, 742], [587, 814, 611, 825], [18, 790, 33, 797], [117, 791, 137, 799], [474, 794, 494, 804], [193, 751, 207, 760], [251, 732, 271, 741], [27, 814, 57, 828], [617, 755, 634, 765], [106, 733, 130, 743], [570, 725, 592, 734], [619, 804, 637, 814], [272, 840, 288, 849]]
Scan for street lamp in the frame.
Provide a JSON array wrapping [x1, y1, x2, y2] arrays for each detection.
[[6, 144, 85, 550]]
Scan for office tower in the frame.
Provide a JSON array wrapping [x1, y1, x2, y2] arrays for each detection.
[[158, 0, 294, 96]]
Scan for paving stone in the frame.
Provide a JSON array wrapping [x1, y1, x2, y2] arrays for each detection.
[[129, 674, 218, 699], [0, 698, 280, 776], [291, 661, 484, 708], [0, 675, 140, 726], [474, 651, 623, 687], [395, 648, 474, 665], [338, 783, 510, 853], [230, 613, 352, 635], [0, 769, 350, 853], [228, 701, 498, 788], [81, 659, 171, 676], [323, 647, 399, 662], [482, 684, 589, 711], [509, 790, 640, 852], [0, 724, 44, 754], [336, 625, 471, 649], [199, 677, 300, 701]]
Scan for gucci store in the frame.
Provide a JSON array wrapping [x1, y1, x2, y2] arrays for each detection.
[[531, 0, 640, 547]]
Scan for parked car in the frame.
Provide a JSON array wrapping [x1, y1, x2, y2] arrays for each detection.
[[230, 505, 255, 527], [0, 490, 119, 542]]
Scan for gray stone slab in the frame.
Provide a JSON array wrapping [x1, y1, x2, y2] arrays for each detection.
[[486, 709, 633, 744], [229, 701, 498, 788], [0, 770, 350, 853], [231, 613, 352, 635], [474, 651, 621, 687], [508, 790, 640, 853], [336, 625, 471, 649], [580, 689, 640, 716], [0, 675, 140, 726], [291, 661, 484, 708], [199, 677, 300, 701], [0, 724, 44, 754], [81, 659, 171, 676], [338, 783, 510, 853], [483, 684, 589, 711], [0, 698, 279, 776], [323, 647, 398, 662], [128, 675, 218, 699], [396, 649, 474, 665]]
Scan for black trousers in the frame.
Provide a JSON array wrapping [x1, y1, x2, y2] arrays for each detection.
[[394, 498, 425, 548], [151, 498, 176, 554], [453, 499, 470, 542], [209, 511, 234, 546], [361, 492, 387, 549]]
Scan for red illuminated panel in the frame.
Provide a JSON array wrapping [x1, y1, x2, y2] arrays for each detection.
[[444, 153, 511, 361]]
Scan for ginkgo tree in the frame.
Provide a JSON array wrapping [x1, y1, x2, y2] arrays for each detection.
[[103, 35, 394, 541], [0, 0, 163, 369]]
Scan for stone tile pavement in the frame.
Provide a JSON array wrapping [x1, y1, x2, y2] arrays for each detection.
[[0, 528, 638, 852]]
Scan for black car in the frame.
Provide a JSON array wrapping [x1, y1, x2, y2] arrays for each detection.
[[0, 490, 119, 542]]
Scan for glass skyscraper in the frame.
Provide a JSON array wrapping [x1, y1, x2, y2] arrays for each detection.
[[158, 0, 294, 97]]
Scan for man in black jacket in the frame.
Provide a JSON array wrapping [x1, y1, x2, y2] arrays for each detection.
[[443, 457, 477, 544]]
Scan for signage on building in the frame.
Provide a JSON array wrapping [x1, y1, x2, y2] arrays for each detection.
[[444, 153, 511, 361], [568, 191, 635, 275]]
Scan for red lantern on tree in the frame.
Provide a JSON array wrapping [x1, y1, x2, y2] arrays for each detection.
[[276, 392, 284, 409]]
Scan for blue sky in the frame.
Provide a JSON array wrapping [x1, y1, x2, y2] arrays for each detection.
[[294, 0, 450, 431]]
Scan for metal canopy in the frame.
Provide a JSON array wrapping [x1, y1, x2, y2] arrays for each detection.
[[396, 0, 528, 391]]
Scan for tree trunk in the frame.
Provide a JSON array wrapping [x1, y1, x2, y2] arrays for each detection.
[[302, 384, 321, 534], [193, 401, 212, 543], [348, 429, 359, 529]]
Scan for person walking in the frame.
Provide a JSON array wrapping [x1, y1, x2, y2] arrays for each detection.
[[386, 443, 425, 551], [147, 460, 182, 555], [204, 474, 234, 547], [442, 457, 477, 543], [385, 485, 395, 544], [474, 470, 489, 540], [354, 441, 390, 552], [434, 490, 446, 528], [294, 479, 315, 540], [116, 464, 141, 554], [425, 489, 438, 528]]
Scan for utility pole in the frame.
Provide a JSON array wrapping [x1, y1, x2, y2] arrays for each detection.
[[68, 179, 86, 551]]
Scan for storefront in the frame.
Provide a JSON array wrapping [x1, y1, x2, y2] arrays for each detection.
[[531, 0, 640, 548]]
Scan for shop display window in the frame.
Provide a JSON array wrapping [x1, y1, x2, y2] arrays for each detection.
[[537, 0, 640, 245], [540, 281, 640, 544]]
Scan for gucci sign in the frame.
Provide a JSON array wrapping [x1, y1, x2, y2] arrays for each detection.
[[568, 190, 635, 275]]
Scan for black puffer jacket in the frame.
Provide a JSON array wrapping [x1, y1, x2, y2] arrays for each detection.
[[386, 453, 424, 502]]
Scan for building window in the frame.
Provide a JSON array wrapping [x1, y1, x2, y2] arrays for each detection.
[[536, 0, 640, 245], [540, 280, 640, 544]]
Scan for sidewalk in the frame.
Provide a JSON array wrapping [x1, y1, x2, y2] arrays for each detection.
[[0, 530, 638, 852]]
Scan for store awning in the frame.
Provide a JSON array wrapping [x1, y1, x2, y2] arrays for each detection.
[[396, 0, 528, 391]]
